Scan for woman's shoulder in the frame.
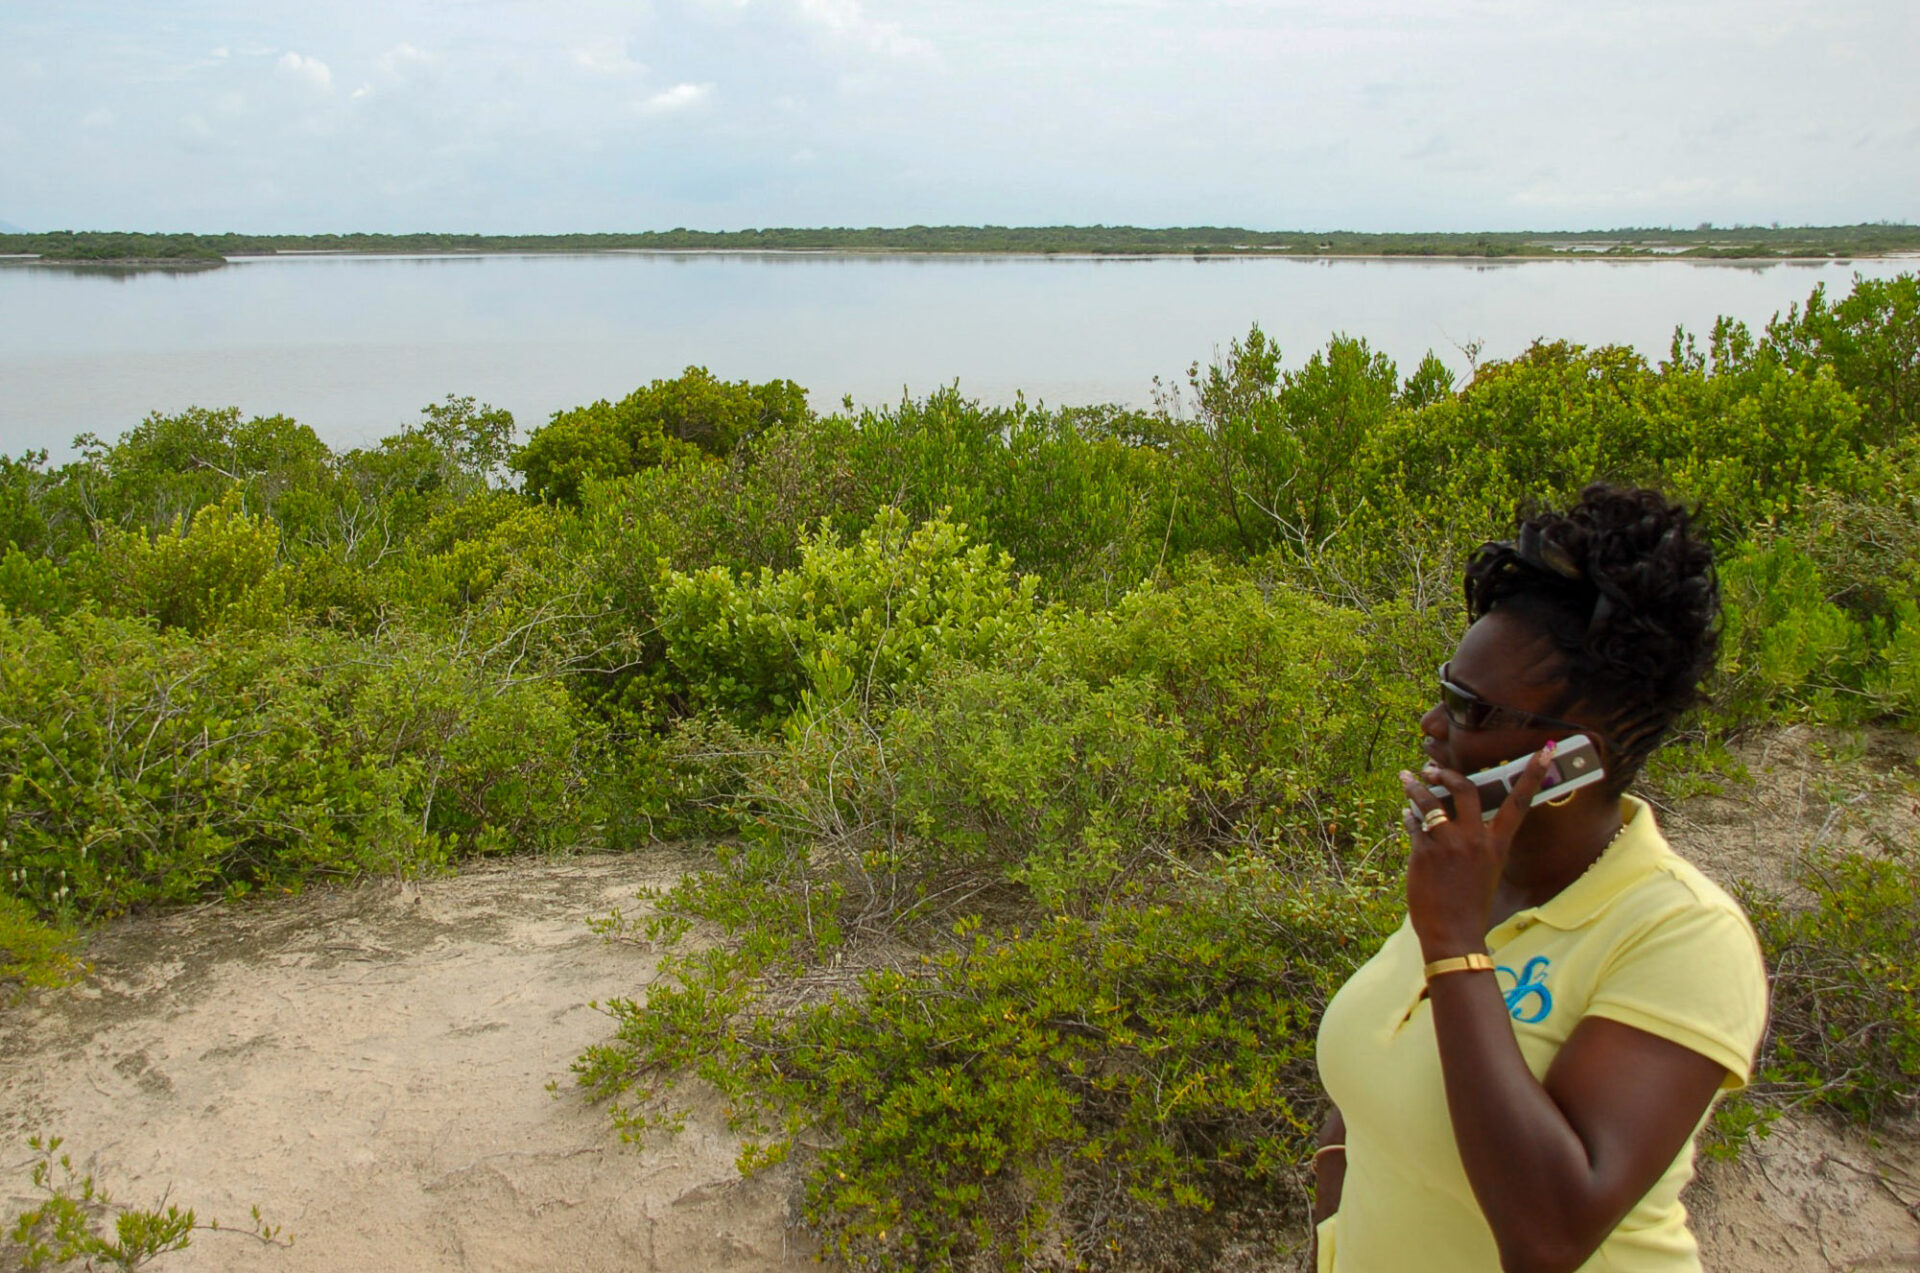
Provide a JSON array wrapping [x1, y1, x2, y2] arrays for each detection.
[[1614, 797, 1757, 930], [1575, 798, 1767, 1008], [1586, 801, 1770, 1084]]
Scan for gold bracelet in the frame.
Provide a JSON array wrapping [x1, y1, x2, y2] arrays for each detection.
[[1423, 952, 1496, 981]]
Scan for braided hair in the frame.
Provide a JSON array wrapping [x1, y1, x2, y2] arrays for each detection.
[[1463, 484, 1720, 795]]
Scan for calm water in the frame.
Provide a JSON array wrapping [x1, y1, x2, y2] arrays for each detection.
[[2, 252, 1913, 460]]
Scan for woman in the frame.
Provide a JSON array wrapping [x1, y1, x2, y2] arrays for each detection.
[[1311, 484, 1768, 1273]]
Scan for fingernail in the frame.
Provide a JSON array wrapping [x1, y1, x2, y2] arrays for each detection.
[[1398, 770, 1414, 783], [1543, 739, 1558, 757]]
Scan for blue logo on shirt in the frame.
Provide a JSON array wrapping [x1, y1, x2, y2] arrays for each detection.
[[1498, 956, 1554, 1023]]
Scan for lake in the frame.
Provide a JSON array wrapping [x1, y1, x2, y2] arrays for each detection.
[[2, 252, 1913, 460]]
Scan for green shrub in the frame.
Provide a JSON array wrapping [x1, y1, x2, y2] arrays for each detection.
[[4, 1134, 287, 1270], [732, 667, 1195, 924], [1871, 601, 1920, 718], [963, 403, 1169, 601], [77, 492, 288, 634], [887, 669, 1194, 914], [0, 613, 598, 919], [1385, 341, 1654, 515], [1047, 561, 1407, 856], [513, 399, 707, 507], [591, 712, 770, 847], [0, 450, 80, 561], [1654, 363, 1871, 534], [0, 547, 72, 620], [672, 562, 1411, 925], [1148, 328, 1407, 561], [579, 866, 1397, 1272], [1716, 538, 1868, 721], [1763, 272, 1919, 445], [414, 394, 518, 483], [394, 492, 582, 613], [1744, 847, 1920, 1123], [340, 629, 599, 858], [576, 391, 1175, 630], [514, 367, 810, 504], [72, 406, 335, 538], [1789, 461, 1920, 618], [653, 510, 1043, 726], [0, 896, 85, 996]]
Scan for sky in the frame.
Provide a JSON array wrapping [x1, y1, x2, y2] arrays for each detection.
[[2, 0, 1916, 234]]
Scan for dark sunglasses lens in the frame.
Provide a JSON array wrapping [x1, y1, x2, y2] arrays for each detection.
[[1439, 680, 1488, 729]]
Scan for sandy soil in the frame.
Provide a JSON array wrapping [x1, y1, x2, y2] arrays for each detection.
[[1, 725, 1915, 1272], [0, 854, 816, 1272]]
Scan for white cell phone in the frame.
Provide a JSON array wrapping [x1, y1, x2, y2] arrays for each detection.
[[1426, 734, 1606, 822]]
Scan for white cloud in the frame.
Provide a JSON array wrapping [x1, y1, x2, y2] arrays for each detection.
[[638, 82, 713, 114], [791, 0, 934, 59], [572, 38, 644, 75], [80, 106, 115, 128], [376, 43, 432, 74], [352, 83, 373, 100], [209, 47, 230, 59], [276, 51, 333, 92]]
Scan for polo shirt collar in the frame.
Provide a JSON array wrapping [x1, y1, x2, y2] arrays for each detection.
[[1520, 795, 1666, 932]]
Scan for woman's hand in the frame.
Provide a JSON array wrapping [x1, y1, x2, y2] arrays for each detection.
[[1398, 744, 1554, 961]]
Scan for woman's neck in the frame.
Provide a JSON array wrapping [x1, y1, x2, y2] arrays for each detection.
[[1497, 796, 1626, 912]]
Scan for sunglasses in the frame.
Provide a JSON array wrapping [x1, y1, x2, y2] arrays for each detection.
[[1437, 663, 1601, 742]]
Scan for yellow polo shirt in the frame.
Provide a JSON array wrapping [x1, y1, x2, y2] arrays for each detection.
[[1314, 797, 1768, 1273]]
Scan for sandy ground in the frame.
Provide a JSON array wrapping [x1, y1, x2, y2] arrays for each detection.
[[0, 853, 816, 1272], [1, 725, 1916, 1272]]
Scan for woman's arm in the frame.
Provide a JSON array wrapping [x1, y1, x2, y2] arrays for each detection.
[[1310, 1106, 1346, 1269], [1425, 972, 1728, 1273], [1311, 1106, 1346, 1225]]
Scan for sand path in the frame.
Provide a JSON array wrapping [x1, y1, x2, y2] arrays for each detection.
[[0, 853, 813, 1272]]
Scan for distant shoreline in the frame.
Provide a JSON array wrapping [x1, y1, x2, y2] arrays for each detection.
[[0, 256, 225, 270], [6, 224, 1918, 268], [6, 246, 1917, 270]]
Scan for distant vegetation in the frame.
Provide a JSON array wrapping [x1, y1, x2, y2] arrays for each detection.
[[5, 222, 1920, 264], [3, 274, 1917, 1267], [2, 232, 225, 263]]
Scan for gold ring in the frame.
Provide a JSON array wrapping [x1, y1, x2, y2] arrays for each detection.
[[1420, 807, 1449, 832]]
